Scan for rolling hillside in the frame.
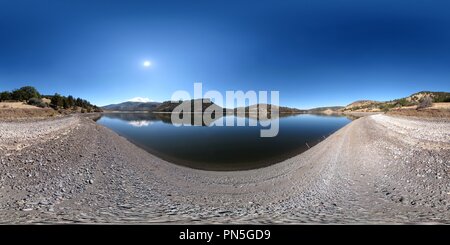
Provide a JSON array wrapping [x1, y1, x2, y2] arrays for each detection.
[[342, 91, 450, 112], [102, 101, 161, 111]]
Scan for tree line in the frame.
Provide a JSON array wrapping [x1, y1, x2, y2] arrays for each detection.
[[0, 86, 40, 101], [0, 86, 101, 112]]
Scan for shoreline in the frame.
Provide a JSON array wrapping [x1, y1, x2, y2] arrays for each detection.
[[0, 114, 449, 223]]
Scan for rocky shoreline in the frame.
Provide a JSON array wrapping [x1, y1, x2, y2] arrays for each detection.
[[0, 114, 449, 223]]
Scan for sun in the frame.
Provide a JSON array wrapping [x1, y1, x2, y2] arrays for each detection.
[[143, 60, 151, 67]]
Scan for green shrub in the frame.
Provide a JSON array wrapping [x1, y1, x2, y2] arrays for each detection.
[[0, 91, 12, 101], [11, 86, 40, 101], [394, 98, 415, 107], [28, 98, 47, 108], [378, 103, 395, 111], [433, 93, 450, 102]]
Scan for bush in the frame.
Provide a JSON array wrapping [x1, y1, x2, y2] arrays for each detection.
[[394, 98, 415, 107], [28, 98, 47, 108], [396, 98, 407, 106], [0, 91, 12, 101], [378, 103, 396, 111], [11, 86, 40, 101], [417, 96, 433, 109], [431, 92, 450, 102], [51, 93, 64, 108]]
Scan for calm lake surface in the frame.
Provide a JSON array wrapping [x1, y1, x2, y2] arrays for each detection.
[[97, 113, 352, 171]]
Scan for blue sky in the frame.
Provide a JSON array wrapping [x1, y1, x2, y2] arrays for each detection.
[[0, 0, 449, 108]]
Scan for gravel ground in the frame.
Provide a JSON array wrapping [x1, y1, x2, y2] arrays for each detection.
[[0, 114, 448, 224]]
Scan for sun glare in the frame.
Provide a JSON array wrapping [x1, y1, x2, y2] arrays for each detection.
[[143, 60, 151, 67]]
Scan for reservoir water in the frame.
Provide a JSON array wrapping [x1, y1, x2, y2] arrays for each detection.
[[97, 113, 351, 171]]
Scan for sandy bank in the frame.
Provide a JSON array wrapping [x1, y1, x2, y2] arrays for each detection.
[[0, 114, 449, 223]]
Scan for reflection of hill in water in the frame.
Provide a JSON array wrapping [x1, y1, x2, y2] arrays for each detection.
[[102, 112, 219, 126], [104, 112, 169, 122], [234, 112, 302, 120], [102, 112, 354, 127]]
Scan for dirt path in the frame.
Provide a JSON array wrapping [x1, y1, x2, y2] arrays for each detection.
[[0, 114, 448, 223]]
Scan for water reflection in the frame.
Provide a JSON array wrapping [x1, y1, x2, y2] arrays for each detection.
[[103, 111, 306, 127], [128, 120, 153, 127], [97, 112, 352, 171]]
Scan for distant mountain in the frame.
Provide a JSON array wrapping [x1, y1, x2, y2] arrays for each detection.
[[307, 106, 344, 114], [102, 91, 450, 114], [236, 104, 304, 114], [103, 99, 226, 113], [102, 101, 161, 111], [103, 99, 305, 115], [153, 99, 224, 112]]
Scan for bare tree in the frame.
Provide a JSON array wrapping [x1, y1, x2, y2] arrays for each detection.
[[417, 96, 433, 109]]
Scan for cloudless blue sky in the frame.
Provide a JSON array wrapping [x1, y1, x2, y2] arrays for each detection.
[[0, 0, 449, 108]]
